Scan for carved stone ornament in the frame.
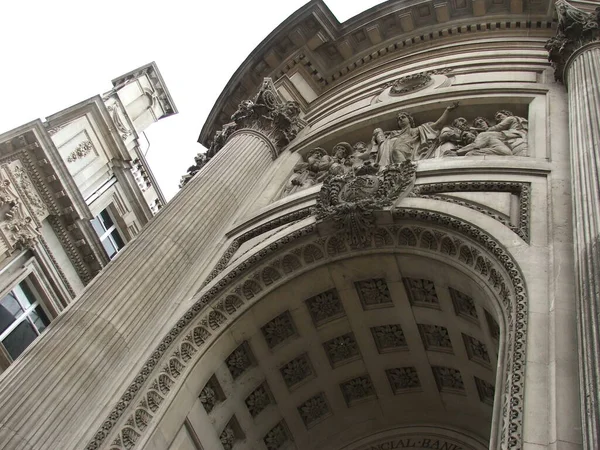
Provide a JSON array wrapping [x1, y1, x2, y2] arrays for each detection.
[[340, 374, 376, 405], [386, 367, 421, 393], [316, 160, 417, 248], [66, 140, 94, 163], [264, 422, 289, 450], [280, 353, 313, 388], [0, 165, 43, 250], [225, 342, 254, 379], [371, 324, 407, 352], [323, 332, 360, 366], [219, 424, 236, 450], [418, 324, 453, 352], [245, 383, 272, 417], [305, 288, 345, 326], [298, 392, 330, 427], [180, 78, 305, 188], [261, 311, 297, 349], [432, 366, 465, 393], [355, 278, 393, 309], [546, 0, 600, 82]]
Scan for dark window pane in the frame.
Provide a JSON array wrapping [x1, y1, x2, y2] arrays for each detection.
[[3, 320, 38, 360], [99, 210, 114, 229], [91, 217, 105, 237], [0, 292, 23, 319], [110, 230, 125, 251], [15, 282, 35, 309], [31, 306, 50, 333], [0, 302, 19, 335], [102, 237, 117, 259]]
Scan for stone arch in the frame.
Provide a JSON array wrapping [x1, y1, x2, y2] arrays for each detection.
[[89, 210, 527, 450]]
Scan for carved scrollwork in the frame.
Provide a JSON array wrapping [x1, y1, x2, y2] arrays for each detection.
[[316, 160, 417, 247]]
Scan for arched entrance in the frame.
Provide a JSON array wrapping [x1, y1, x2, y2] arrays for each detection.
[[99, 208, 527, 450]]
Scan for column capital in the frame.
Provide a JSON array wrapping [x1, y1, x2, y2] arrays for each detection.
[[545, 0, 600, 82], [208, 79, 305, 157]]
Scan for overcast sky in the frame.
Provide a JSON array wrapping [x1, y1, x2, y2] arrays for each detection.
[[0, 0, 383, 200]]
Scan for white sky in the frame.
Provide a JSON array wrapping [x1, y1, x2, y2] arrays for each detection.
[[0, 0, 383, 200]]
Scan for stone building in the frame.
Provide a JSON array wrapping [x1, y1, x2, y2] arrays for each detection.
[[0, 1, 597, 450], [0, 62, 176, 373]]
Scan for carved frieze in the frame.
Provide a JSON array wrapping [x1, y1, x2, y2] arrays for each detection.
[[546, 0, 600, 82], [340, 374, 376, 406], [386, 367, 421, 393], [371, 324, 407, 353], [298, 392, 330, 427], [282, 106, 529, 199], [323, 332, 360, 367], [355, 278, 393, 309]]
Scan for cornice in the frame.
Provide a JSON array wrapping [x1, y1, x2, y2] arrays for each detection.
[[199, 0, 554, 147]]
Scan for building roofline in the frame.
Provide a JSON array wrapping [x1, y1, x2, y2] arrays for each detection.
[[198, 0, 555, 148]]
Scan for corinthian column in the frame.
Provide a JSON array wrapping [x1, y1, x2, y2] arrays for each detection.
[[0, 80, 303, 449], [547, 1, 600, 448]]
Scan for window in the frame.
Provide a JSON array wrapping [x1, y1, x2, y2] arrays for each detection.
[[91, 208, 125, 259], [0, 280, 50, 362]]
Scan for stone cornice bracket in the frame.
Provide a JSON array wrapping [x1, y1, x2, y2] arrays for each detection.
[[545, 0, 600, 82], [207, 78, 305, 158]]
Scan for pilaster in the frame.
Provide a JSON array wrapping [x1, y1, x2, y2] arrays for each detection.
[[547, 1, 600, 448]]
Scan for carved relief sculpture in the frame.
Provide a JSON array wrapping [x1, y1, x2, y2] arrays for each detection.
[[66, 140, 94, 163]]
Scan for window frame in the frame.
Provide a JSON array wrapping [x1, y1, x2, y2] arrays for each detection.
[[92, 207, 126, 259], [0, 258, 57, 369]]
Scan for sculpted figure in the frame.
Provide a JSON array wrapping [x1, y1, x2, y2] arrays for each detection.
[[484, 110, 528, 156], [373, 103, 459, 167], [328, 142, 354, 176], [456, 117, 512, 156], [435, 117, 469, 158], [283, 147, 329, 195], [350, 141, 373, 168]]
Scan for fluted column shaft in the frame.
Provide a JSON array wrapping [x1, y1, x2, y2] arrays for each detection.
[[565, 42, 600, 450], [0, 130, 277, 449]]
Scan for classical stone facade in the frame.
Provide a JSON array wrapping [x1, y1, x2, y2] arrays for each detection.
[[0, 62, 176, 373], [0, 1, 595, 450]]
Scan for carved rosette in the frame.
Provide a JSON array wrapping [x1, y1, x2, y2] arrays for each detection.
[[316, 161, 417, 247], [545, 0, 600, 82]]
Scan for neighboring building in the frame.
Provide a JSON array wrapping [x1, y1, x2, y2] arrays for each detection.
[[1, 1, 600, 450], [0, 62, 176, 372]]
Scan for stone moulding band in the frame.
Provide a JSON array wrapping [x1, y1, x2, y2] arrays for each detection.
[[90, 209, 527, 450]]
